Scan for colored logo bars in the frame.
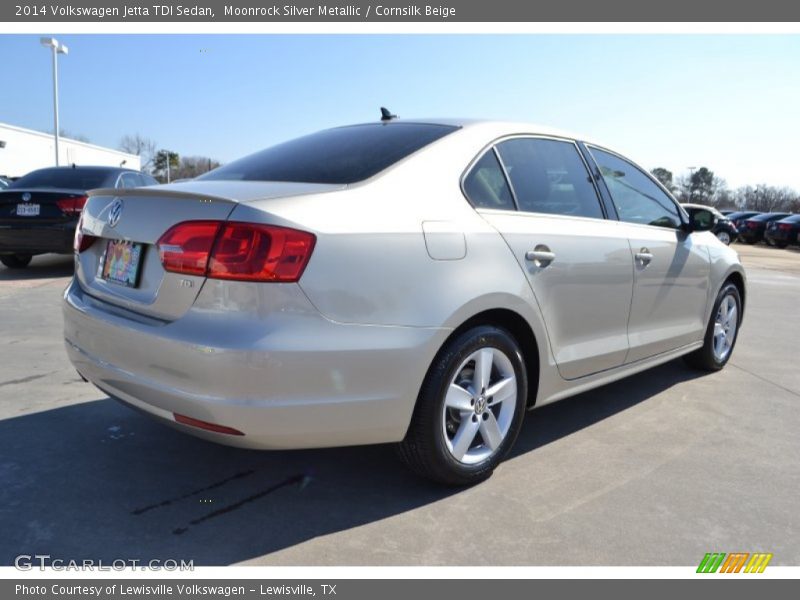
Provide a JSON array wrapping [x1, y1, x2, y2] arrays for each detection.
[[697, 552, 773, 573]]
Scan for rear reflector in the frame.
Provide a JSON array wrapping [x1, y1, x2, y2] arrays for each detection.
[[73, 213, 97, 253], [56, 195, 88, 215], [173, 413, 245, 436], [157, 220, 315, 282]]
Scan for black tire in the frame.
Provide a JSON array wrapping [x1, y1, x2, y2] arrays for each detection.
[[0, 254, 32, 269], [775, 242, 788, 249], [397, 325, 528, 486], [683, 282, 742, 372], [741, 238, 757, 245]]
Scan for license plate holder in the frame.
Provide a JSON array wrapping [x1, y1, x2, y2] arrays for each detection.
[[100, 240, 144, 288], [16, 203, 40, 216]]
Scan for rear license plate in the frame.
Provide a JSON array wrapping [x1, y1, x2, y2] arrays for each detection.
[[101, 240, 144, 288], [16, 203, 40, 216]]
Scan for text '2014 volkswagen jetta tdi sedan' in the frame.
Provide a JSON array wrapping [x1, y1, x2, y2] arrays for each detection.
[[64, 116, 745, 485]]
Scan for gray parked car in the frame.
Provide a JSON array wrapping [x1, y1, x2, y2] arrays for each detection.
[[64, 118, 746, 485]]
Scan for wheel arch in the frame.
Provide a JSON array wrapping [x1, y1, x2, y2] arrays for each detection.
[[431, 308, 541, 409]]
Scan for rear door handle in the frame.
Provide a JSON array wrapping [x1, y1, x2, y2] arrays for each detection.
[[635, 248, 654, 265], [525, 247, 556, 266]]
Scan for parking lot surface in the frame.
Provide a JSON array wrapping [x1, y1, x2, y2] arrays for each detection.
[[1, 244, 798, 566]]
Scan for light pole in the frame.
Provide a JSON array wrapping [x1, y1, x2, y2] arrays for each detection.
[[687, 166, 696, 202], [40, 37, 69, 166]]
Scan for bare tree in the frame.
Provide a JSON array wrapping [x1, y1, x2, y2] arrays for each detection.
[[119, 134, 157, 172], [735, 185, 799, 212], [172, 156, 221, 180]]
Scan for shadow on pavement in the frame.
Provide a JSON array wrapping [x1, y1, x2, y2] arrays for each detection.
[[0, 254, 73, 282], [0, 359, 701, 565]]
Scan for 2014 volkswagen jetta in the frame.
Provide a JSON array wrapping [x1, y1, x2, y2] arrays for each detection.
[[63, 117, 745, 485]]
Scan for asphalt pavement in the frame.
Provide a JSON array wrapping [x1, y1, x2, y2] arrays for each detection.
[[0, 244, 797, 566]]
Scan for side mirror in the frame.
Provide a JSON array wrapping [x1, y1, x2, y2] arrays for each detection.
[[688, 208, 716, 232]]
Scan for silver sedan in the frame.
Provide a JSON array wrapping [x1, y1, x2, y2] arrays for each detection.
[[64, 117, 745, 485]]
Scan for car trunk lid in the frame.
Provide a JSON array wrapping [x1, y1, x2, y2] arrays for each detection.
[[76, 182, 342, 321], [0, 188, 87, 224]]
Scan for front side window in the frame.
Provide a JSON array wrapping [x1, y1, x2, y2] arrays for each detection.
[[495, 138, 604, 219], [590, 147, 682, 229], [462, 150, 515, 210]]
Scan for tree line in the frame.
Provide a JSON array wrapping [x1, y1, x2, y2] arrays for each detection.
[[650, 167, 800, 213], [119, 134, 220, 183]]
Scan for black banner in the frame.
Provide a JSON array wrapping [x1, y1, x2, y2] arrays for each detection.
[[3, 0, 800, 22]]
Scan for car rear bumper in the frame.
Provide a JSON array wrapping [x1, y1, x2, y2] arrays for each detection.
[[737, 231, 762, 242], [0, 222, 74, 254], [765, 231, 795, 244], [63, 278, 448, 450]]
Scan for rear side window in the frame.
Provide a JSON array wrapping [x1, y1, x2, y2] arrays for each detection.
[[463, 150, 515, 210], [495, 138, 604, 219], [200, 123, 459, 185], [590, 147, 681, 229]]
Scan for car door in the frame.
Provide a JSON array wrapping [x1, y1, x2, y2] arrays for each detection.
[[465, 137, 634, 380], [587, 146, 711, 363]]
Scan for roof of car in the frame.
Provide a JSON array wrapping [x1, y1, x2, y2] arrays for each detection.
[[31, 165, 140, 173], [343, 118, 606, 147]]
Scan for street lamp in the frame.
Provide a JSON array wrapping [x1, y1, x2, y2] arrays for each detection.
[[687, 166, 696, 202], [40, 37, 69, 166]]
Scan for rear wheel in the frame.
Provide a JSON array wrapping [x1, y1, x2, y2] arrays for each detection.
[[684, 282, 741, 371], [397, 325, 528, 486], [0, 254, 32, 269], [774, 241, 788, 249]]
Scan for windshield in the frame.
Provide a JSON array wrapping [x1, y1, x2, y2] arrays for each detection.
[[9, 168, 117, 190], [200, 122, 459, 185]]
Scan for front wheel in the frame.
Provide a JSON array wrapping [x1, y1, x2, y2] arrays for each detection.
[[397, 325, 528, 486], [716, 231, 731, 245], [0, 253, 32, 269], [684, 282, 742, 371]]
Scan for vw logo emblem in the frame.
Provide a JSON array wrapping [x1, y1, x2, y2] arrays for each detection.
[[21, 193, 31, 202], [107, 198, 124, 228]]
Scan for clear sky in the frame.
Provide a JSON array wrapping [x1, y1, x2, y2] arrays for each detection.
[[1, 34, 798, 189]]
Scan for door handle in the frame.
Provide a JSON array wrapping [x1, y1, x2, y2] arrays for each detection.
[[525, 246, 556, 267], [635, 248, 654, 265]]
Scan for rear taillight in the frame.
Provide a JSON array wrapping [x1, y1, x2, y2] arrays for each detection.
[[779, 223, 793, 231], [56, 195, 88, 215], [157, 221, 221, 276], [156, 221, 315, 282], [73, 214, 97, 253], [747, 222, 759, 229]]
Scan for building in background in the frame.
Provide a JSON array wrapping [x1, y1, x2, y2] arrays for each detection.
[[0, 122, 140, 179]]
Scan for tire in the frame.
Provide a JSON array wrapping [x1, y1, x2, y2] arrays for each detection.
[[741, 238, 757, 244], [397, 325, 528, 486], [0, 253, 32, 269], [715, 231, 731, 245], [775, 241, 788, 249], [683, 282, 742, 372]]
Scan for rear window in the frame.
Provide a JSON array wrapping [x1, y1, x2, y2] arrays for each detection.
[[9, 168, 117, 190], [200, 123, 459, 185]]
